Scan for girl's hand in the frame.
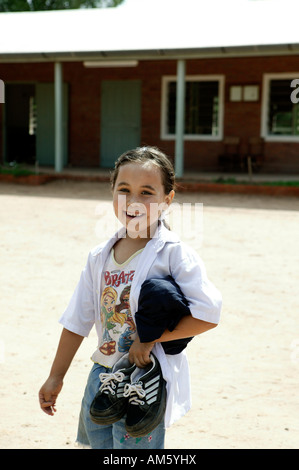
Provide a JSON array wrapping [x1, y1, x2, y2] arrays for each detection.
[[129, 336, 155, 368], [38, 376, 63, 416]]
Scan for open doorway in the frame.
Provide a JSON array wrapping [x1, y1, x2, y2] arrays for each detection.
[[5, 84, 36, 164], [4, 82, 68, 168]]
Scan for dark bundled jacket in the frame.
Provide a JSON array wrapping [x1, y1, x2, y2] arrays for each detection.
[[135, 276, 194, 355]]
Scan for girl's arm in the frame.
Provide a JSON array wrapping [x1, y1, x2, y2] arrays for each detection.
[[159, 315, 216, 341], [129, 316, 216, 368], [38, 328, 84, 415]]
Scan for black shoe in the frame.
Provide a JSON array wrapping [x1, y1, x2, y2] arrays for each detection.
[[89, 354, 136, 425], [124, 353, 166, 437]]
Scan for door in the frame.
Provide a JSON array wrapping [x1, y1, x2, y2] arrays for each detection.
[[4, 84, 36, 164], [100, 80, 141, 168], [36, 83, 68, 167]]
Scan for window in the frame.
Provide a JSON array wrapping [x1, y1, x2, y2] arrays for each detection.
[[262, 73, 299, 141], [29, 95, 37, 136], [161, 76, 224, 140]]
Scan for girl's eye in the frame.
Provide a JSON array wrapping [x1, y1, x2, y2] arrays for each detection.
[[118, 188, 129, 193], [141, 191, 153, 195]]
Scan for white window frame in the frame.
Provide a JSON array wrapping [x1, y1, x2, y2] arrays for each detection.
[[261, 72, 299, 142], [161, 75, 224, 141]]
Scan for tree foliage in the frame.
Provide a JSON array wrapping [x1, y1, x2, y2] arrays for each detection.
[[0, 0, 124, 12]]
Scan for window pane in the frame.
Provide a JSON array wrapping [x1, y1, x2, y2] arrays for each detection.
[[166, 80, 219, 136], [167, 81, 177, 134], [268, 79, 299, 135], [29, 95, 37, 136]]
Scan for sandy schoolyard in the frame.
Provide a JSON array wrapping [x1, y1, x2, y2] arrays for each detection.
[[0, 179, 298, 449]]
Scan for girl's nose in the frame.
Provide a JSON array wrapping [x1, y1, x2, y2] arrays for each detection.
[[127, 198, 142, 208], [126, 201, 146, 216]]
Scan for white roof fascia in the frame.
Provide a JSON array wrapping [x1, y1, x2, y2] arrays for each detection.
[[0, 0, 298, 62]]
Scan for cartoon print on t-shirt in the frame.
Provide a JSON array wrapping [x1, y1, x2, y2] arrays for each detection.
[[100, 286, 118, 355], [99, 284, 136, 357], [116, 286, 136, 352]]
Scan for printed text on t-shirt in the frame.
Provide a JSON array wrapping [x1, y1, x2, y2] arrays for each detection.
[[104, 270, 135, 287]]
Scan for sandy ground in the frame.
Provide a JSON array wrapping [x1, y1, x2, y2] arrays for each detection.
[[0, 179, 299, 450]]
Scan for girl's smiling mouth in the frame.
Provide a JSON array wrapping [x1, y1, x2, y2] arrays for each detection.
[[125, 210, 145, 219], [124, 203, 147, 219]]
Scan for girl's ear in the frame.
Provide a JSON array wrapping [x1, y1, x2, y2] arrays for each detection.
[[165, 190, 175, 206]]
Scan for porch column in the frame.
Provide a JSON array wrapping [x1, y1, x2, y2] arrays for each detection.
[[0, 79, 4, 103], [54, 62, 63, 172], [175, 59, 186, 178]]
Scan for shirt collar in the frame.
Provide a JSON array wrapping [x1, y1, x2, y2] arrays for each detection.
[[150, 221, 180, 253], [99, 221, 179, 258]]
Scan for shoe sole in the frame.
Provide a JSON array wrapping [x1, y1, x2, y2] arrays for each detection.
[[125, 380, 166, 438], [89, 405, 127, 425]]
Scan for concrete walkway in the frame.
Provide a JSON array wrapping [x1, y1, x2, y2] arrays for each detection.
[[32, 165, 299, 183]]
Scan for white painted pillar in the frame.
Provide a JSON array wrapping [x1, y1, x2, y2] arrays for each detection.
[[54, 62, 63, 172], [0, 79, 4, 103], [175, 59, 186, 178]]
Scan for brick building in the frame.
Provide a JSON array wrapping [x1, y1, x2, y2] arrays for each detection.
[[0, 0, 299, 175]]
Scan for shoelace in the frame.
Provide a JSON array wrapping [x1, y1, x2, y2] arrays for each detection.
[[123, 382, 146, 405], [99, 371, 125, 395]]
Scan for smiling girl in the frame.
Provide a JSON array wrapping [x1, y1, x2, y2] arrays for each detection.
[[38, 146, 222, 449]]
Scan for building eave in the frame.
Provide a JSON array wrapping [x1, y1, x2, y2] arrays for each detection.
[[1, 43, 299, 64]]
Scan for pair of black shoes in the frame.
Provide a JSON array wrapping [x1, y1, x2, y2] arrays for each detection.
[[89, 353, 166, 438]]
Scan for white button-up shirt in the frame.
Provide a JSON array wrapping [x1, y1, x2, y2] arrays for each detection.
[[59, 222, 222, 428]]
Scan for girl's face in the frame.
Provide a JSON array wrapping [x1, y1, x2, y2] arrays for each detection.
[[113, 162, 174, 238], [103, 294, 115, 313]]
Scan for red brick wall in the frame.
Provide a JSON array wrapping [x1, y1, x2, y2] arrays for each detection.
[[1, 55, 299, 173]]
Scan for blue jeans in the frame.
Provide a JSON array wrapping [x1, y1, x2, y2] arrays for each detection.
[[76, 362, 165, 449]]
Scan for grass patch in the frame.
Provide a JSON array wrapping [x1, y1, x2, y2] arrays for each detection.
[[0, 164, 35, 177]]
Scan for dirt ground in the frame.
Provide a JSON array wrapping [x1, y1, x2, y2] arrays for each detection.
[[0, 179, 299, 449]]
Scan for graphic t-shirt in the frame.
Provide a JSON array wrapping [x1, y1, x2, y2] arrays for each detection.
[[91, 247, 143, 368]]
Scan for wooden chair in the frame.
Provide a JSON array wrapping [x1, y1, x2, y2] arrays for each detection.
[[246, 137, 264, 174], [218, 137, 241, 171]]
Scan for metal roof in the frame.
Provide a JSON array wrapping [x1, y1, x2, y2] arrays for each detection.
[[0, 0, 299, 62]]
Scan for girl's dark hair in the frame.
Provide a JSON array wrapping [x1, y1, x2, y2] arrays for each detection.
[[110, 146, 175, 195]]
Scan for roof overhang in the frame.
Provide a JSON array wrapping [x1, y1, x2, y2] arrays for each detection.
[[0, 0, 299, 64], [1, 45, 299, 64]]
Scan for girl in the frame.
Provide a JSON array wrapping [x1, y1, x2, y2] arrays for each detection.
[[38, 146, 222, 449]]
